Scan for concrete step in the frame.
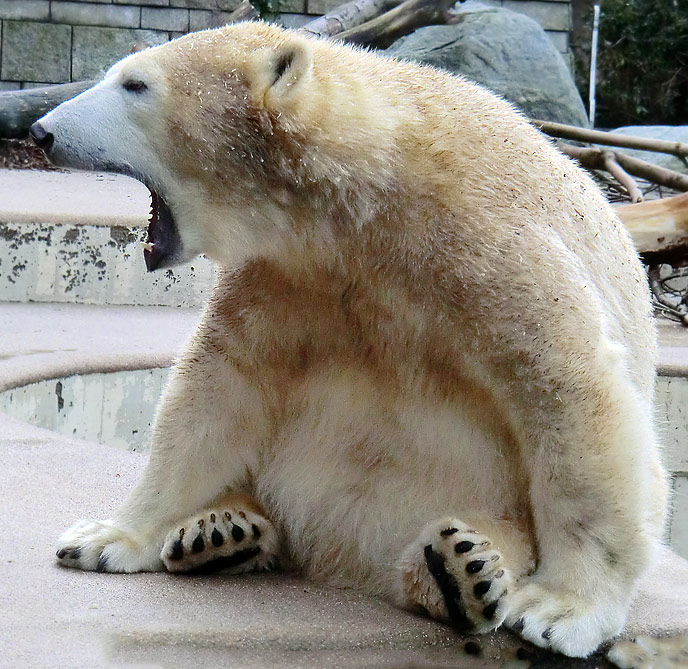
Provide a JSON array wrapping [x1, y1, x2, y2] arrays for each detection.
[[0, 169, 215, 307]]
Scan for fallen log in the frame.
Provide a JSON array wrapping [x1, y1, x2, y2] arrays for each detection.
[[0, 81, 94, 139], [602, 150, 644, 203], [615, 192, 688, 255]]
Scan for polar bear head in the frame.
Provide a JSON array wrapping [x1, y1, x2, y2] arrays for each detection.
[[32, 23, 326, 271]]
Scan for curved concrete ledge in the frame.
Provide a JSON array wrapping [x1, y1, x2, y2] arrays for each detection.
[[0, 368, 169, 451], [0, 301, 200, 393]]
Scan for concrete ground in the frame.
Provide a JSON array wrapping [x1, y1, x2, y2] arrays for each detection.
[[2, 300, 688, 668], [2, 169, 688, 667]]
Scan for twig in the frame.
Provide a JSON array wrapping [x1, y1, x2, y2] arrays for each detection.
[[648, 265, 688, 325], [602, 151, 643, 203], [532, 119, 688, 160]]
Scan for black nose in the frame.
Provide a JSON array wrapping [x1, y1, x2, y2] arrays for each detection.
[[29, 122, 54, 150]]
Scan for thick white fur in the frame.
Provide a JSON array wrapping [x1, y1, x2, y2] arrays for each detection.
[[41, 22, 668, 658]]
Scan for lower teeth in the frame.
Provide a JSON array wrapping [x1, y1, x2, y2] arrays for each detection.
[[141, 242, 155, 252]]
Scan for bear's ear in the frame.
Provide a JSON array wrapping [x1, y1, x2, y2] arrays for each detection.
[[248, 38, 313, 110]]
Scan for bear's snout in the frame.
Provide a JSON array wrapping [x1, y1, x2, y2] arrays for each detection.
[[29, 121, 54, 151]]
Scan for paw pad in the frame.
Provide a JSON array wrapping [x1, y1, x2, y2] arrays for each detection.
[[466, 559, 486, 573], [169, 540, 184, 561], [474, 580, 491, 598], [161, 506, 278, 574], [406, 518, 513, 635], [455, 541, 475, 553]]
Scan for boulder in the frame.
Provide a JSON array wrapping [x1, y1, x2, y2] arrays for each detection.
[[385, 3, 589, 127], [611, 125, 688, 175]]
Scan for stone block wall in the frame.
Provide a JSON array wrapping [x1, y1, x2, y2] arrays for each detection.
[[0, 0, 244, 89], [0, 0, 571, 90]]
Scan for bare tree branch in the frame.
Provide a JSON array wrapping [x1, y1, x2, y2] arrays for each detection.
[[300, 0, 402, 39], [331, 0, 460, 48], [532, 119, 688, 160], [602, 151, 643, 203], [557, 142, 688, 193], [227, 0, 260, 21]]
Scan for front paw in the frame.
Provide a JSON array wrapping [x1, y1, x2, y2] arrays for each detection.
[[506, 580, 626, 658], [56, 520, 163, 573]]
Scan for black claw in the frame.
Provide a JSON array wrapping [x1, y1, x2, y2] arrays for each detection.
[[211, 528, 224, 547], [542, 627, 552, 640], [482, 601, 499, 620], [192, 534, 205, 553], [466, 559, 485, 574], [464, 641, 482, 656], [473, 580, 491, 599], [96, 555, 108, 572], [56, 548, 68, 559], [251, 523, 261, 539], [512, 618, 525, 633], [423, 544, 474, 633], [455, 541, 475, 554], [231, 524, 245, 542], [440, 527, 459, 537], [516, 647, 534, 661], [69, 547, 81, 560], [168, 539, 184, 561]]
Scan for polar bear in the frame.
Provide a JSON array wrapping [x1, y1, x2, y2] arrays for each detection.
[[32, 21, 668, 658]]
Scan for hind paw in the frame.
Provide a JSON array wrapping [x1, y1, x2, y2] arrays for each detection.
[[161, 506, 280, 574], [399, 518, 512, 634]]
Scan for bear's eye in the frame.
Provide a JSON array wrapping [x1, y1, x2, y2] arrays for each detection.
[[123, 79, 148, 93]]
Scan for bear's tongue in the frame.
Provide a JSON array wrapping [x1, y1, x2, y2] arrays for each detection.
[[142, 188, 181, 272]]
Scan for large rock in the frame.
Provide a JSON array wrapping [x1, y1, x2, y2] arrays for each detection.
[[611, 125, 688, 175], [386, 4, 588, 127]]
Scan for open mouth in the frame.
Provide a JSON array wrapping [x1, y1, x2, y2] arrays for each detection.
[[142, 188, 182, 272]]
